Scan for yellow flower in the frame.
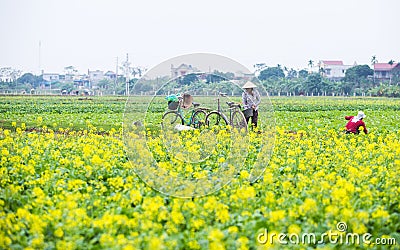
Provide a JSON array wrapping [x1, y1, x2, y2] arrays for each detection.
[[299, 198, 317, 215], [187, 240, 201, 249], [208, 229, 225, 242], [54, 227, 64, 238], [288, 224, 301, 235], [228, 226, 238, 234], [269, 210, 286, 223], [130, 190, 142, 205], [1, 148, 9, 156], [148, 237, 164, 249], [372, 208, 389, 219], [216, 207, 230, 223], [171, 210, 185, 225], [237, 236, 249, 250]]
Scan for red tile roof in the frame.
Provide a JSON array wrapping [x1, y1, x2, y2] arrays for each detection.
[[374, 63, 397, 70], [322, 60, 343, 65]]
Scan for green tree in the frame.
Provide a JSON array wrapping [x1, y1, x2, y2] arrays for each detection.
[[286, 68, 298, 79], [388, 60, 395, 84], [371, 55, 378, 66], [308, 60, 314, 70], [17, 73, 43, 88], [98, 79, 111, 89], [371, 55, 377, 83], [181, 73, 199, 85], [298, 69, 308, 79], [305, 73, 323, 94], [258, 67, 285, 81], [17, 73, 36, 84], [343, 65, 373, 88]]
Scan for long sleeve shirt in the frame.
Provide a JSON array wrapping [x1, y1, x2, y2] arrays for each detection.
[[242, 89, 261, 111], [345, 116, 368, 134]]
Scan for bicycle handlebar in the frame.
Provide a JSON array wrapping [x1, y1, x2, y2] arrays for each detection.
[[226, 102, 241, 108]]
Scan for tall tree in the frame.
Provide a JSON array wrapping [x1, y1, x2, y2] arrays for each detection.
[[258, 67, 285, 81], [286, 68, 298, 79], [388, 60, 395, 84], [305, 73, 323, 94], [371, 55, 378, 66], [371, 56, 377, 83], [17, 73, 43, 88], [344, 65, 373, 88], [308, 60, 314, 70], [298, 69, 308, 79], [253, 63, 266, 74]]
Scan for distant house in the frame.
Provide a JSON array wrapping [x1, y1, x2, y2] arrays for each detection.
[[234, 71, 254, 79], [58, 74, 74, 82], [104, 71, 117, 80], [374, 63, 399, 80], [0, 67, 21, 82], [88, 70, 104, 85], [42, 73, 60, 82], [171, 64, 200, 78], [0, 75, 12, 82], [318, 60, 355, 80], [73, 74, 90, 88]]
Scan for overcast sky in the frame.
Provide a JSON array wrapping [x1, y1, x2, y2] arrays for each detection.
[[0, 0, 398, 74]]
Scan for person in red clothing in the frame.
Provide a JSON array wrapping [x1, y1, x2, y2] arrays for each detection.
[[345, 111, 368, 134]]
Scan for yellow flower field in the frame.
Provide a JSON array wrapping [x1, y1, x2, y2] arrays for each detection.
[[0, 96, 399, 249]]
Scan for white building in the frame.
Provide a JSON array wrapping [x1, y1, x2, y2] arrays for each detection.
[[171, 64, 199, 78], [88, 70, 104, 85], [318, 60, 355, 80], [0, 75, 12, 82], [42, 73, 60, 82], [0, 67, 21, 82]]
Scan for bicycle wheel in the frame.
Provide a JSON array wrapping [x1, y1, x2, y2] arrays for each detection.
[[191, 109, 207, 129], [162, 111, 183, 130], [231, 110, 248, 132], [206, 111, 228, 128]]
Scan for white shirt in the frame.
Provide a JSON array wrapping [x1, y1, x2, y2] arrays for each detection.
[[242, 89, 261, 111]]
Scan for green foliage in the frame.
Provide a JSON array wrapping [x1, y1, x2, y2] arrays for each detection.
[[298, 69, 308, 79], [258, 67, 285, 81], [181, 73, 199, 85], [343, 65, 373, 84], [207, 70, 234, 83], [368, 84, 400, 97]]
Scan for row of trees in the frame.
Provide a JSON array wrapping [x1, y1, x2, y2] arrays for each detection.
[[2, 62, 399, 97], [0, 72, 137, 95], [257, 64, 400, 97]]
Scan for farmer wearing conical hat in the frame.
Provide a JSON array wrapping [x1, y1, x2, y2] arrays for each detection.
[[345, 111, 368, 134], [242, 81, 261, 128]]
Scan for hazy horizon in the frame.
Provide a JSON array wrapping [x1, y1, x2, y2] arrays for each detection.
[[0, 0, 398, 75]]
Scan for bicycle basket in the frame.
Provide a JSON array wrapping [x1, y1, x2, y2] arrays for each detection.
[[168, 101, 179, 110]]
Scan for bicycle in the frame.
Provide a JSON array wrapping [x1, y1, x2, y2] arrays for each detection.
[[205, 93, 248, 132], [162, 93, 209, 130]]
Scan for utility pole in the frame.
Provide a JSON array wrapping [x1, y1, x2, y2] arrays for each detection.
[[123, 53, 130, 96], [115, 57, 118, 95], [38, 40, 41, 75]]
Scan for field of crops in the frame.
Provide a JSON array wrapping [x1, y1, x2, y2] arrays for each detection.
[[0, 95, 399, 249]]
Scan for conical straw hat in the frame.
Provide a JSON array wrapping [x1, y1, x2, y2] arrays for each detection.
[[242, 81, 257, 89]]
